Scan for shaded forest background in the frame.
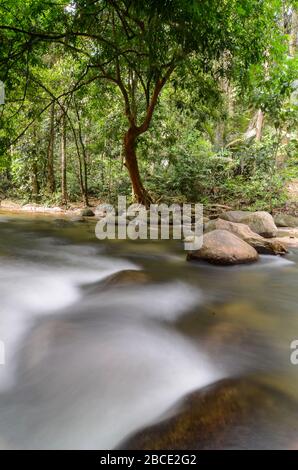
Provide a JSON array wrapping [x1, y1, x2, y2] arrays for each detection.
[[0, 0, 298, 211]]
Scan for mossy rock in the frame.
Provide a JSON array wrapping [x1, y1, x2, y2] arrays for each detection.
[[119, 377, 297, 450], [83, 269, 152, 295]]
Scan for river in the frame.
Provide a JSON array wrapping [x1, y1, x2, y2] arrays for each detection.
[[0, 212, 298, 449]]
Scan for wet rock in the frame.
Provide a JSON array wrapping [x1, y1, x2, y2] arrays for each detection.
[[81, 208, 95, 217], [119, 378, 296, 450], [187, 230, 258, 265], [221, 211, 277, 238], [84, 269, 151, 295], [249, 238, 287, 255], [205, 218, 254, 237], [274, 213, 298, 228], [220, 210, 250, 223], [204, 219, 287, 255]]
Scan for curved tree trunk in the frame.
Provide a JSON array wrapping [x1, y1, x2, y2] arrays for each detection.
[[61, 112, 67, 205], [47, 102, 56, 193], [255, 109, 264, 142], [123, 127, 152, 207], [31, 161, 39, 201], [290, 9, 298, 57]]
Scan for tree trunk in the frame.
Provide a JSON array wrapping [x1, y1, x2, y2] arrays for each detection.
[[61, 112, 67, 205], [31, 161, 39, 200], [255, 109, 264, 142], [290, 9, 298, 57], [77, 154, 85, 204], [31, 126, 39, 200], [47, 102, 56, 193], [73, 98, 89, 206], [123, 127, 152, 207], [82, 155, 89, 207], [215, 121, 225, 149], [77, 119, 89, 207]]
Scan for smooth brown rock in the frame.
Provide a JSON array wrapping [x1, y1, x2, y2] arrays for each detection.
[[84, 270, 151, 295], [221, 211, 277, 238], [249, 238, 287, 255], [81, 208, 95, 217], [119, 378, 296, 450], [187, 229, 258, 265], [220, 210, 250, 223], [204, 219, 287, 255], [274, 213, 298, 228]]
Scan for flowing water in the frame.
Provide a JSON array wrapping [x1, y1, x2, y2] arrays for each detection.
[[0, 212, 298, 449]]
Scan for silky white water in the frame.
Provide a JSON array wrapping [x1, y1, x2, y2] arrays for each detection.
[[0, 215, 221, 449], [2, 214, 298, 449]]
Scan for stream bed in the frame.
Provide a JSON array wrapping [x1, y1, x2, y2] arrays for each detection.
[[0, 212, 298, 449]]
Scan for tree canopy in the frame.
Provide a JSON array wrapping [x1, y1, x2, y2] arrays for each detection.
[[0, 1, 297, 209]]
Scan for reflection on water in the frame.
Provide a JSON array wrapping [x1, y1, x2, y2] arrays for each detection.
[[0, 213, 298, 449]]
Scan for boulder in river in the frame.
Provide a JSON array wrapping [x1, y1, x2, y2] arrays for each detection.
[[219, 210, 249, 223], [221, 210, 277, 238], [204, 218, 287, 255], [249, 237, 287, 255], [81, 208, 95, 217], [119, 377, 297, 450], [187, 229, 258, 265], [84, 269, 152, 295], [274, 213, 298, 228]]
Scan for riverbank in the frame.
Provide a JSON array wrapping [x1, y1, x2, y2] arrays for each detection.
[[1, 198, 298, 250], [0, 198, 100, 217]]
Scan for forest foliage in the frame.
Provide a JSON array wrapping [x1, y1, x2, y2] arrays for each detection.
[[0, 0, 297, 210]]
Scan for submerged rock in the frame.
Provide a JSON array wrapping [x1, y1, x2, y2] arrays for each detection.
[[274, 213, 298, 228], [52, 218, 74, 228], [103, 269, 151, 286], [70, 216, 86, 223], [81, 208, 95, 217], [221, 211, 277, 238], [120, 377, 297, 450], [204, 219, 287, 255], [187, 229, 258, 265], [84, 269, 152, 295]]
